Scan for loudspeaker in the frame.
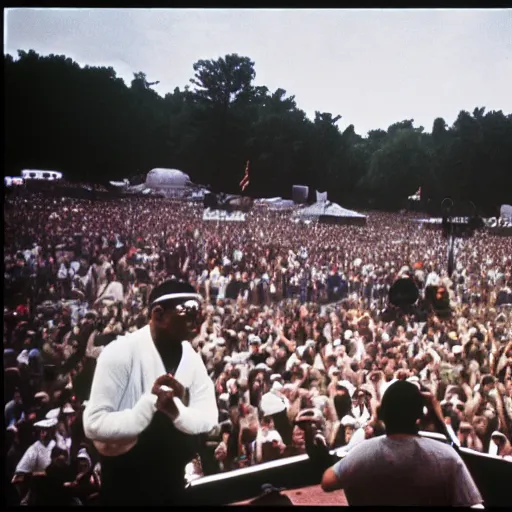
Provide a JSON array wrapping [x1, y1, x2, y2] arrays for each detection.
[[204, 193, 218, 209], [388, 278, 419, 308], [292, 185, 309, 204]]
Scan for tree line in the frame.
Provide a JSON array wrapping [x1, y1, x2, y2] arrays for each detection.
[[5, 50, 512, 213]]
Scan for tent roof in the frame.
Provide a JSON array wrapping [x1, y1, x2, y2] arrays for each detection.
[[299, 201, 366, 219], [145, 168, 192, 189], [256, 197, 295, 209]]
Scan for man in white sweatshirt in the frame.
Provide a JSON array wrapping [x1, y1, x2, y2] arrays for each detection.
[[83, 280, 218, 506]]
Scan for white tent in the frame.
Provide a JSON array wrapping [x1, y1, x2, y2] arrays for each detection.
[[145, 168, 193, 198], [124, 183, 148, 195], [109, 179, 130, 188], [297, 201, 366, 225], [255, 197, 282, 204], [255, 197, 295, 210]]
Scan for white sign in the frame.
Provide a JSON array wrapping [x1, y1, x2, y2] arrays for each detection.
[[202, 208, 246, 222]]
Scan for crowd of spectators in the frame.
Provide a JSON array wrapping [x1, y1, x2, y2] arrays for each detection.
[[4, 187, 512, 505]]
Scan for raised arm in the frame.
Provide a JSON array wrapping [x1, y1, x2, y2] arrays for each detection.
[[83, 341, 156, 442]]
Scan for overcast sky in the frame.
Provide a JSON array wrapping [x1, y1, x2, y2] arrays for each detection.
[[4, 8, 512, 135]]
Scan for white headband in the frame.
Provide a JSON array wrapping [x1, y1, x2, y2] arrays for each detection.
[[150, 293, 203, 307]]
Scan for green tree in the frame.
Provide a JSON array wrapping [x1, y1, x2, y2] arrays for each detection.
[[4, 50, 511, 214], [362, 125, 432, 208], [189, 54, 258, 188]]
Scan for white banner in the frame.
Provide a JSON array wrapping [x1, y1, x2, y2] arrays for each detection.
[[202, 208, 246, 222]]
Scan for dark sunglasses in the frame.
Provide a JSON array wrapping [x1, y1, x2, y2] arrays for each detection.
[[174, 300, 201, 316]]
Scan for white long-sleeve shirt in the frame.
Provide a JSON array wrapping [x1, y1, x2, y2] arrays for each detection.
[[83, 325, 218, 442]]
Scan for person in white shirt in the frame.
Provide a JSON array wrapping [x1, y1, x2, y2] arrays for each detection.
[[184, 456, 203, 483], [321, 381, 483, 507], [12, 419, 66, 487], [94, 270, 124, 306], [351, 390, 371, 427], [253, 418, 286, 464], [83, 280, 218, 506], [45, 405, 75, 455], [217, 274, 227, 300]]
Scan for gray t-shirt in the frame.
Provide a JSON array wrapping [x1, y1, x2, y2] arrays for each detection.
[[333, 435, 483, 506]]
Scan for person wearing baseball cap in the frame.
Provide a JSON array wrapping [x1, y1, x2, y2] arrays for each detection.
[[11, 418, 66, 491], [321, 381, 483, 507], [62, 448, 100, 505], [83, 280, 218, 506]]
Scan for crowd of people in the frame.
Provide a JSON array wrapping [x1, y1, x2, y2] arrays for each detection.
[[4, 187, 512, 505]]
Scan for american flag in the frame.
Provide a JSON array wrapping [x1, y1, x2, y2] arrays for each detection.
[[240, 160, 250, 192]]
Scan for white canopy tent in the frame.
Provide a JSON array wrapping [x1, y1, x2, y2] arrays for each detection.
[[255, 197, 296, 210], [296, 201, 366, 225], [109, 179, 130, 188], [145, 168, 193, 198]]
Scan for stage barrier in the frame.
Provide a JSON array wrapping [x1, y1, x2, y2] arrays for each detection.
[[186, 431, 512, 507]]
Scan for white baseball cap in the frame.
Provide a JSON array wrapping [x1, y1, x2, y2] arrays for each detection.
[[34, 418, 58, 429], [46, 408, 60, 420]]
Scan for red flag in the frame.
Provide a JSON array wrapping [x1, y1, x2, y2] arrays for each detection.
[[240, 160, 250, 191]]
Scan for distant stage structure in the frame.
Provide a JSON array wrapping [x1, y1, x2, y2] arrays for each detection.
[[501, 204, 512, 223], [145, 168, 193, 198], [292, 185, 309, 204]]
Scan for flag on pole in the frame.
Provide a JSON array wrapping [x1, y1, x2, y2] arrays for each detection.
[[240, 160, 250, 192], [408, 186, 422, 202]]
